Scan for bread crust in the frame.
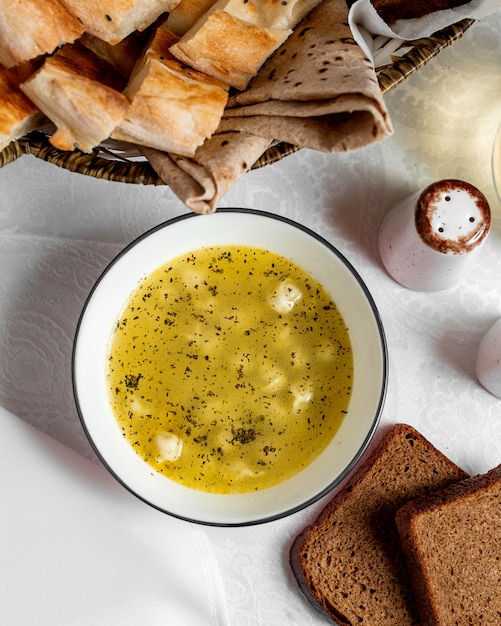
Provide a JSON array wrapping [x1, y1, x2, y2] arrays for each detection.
[[165, 0, 217, 35], [170, 7, 291, 89], [112, 25, 228, 156], [0, 0, 84, 68], [20, 45, 129, 153], [59, 0, 180, 44], [290, 424, 469, 625], [168, 0, 324, 90], [0, 68, 44, 151], [220, 0, 322, 30]]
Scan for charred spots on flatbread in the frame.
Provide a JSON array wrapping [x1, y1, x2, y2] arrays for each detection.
[[307, 43, 318, 57]]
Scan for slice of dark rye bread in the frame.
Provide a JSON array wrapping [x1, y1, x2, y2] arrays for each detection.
[[289, 423, 469, 626], [396, 464, 501, 626]]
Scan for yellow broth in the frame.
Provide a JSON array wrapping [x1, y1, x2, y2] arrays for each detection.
[[107, 245, 353, 494]]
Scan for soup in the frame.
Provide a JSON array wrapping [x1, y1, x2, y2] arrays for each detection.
[[106, 245, 353, 494]]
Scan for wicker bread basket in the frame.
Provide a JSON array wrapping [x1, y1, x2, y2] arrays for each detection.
[[0, 19, 474, 185]]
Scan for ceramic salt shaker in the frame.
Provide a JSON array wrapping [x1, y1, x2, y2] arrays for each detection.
[[378, 179, 491, 291], [476, 318, 501, 400]]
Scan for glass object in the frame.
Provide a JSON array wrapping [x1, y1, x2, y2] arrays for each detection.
[[491, 122, 501, 205]]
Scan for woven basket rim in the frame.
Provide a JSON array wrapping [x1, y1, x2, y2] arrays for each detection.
[[0, 18, 474, 185]]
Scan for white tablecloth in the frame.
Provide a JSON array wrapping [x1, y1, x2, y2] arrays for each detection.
[[1, 14, 500, 625]]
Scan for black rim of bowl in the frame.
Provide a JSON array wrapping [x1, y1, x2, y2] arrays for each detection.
[[72, 207, 388, 526]]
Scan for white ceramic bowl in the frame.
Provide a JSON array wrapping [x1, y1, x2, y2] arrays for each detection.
[[73, 209, 387, 526]]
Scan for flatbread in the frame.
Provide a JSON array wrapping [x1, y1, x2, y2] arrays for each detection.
[[0, 67, 45, 151], [79, 29, 152, 79], [220, 0, 393, 151], [0, 0, 84, 68], [169, 0, 325, 90], [21, 44, 129, 153], [112, 26, 229, 157], [143, 131, 271, 213], [165, 0, 218, 35], [219, 0, 322, 30], [59, 0, 180, 44], [170, 4, 291, 90], [146, 0, 392, 212]]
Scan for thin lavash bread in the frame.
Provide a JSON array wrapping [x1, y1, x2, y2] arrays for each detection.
[[142, 131, 271, 213], [289, 424, 469, 626], [396, 464, 501, 626], [219, 0, 393, 152]]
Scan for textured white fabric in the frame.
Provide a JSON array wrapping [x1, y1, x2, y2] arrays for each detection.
[[0, 15, 500, 625], [0, 407, 229, 625], [349, 0, 501, 62]]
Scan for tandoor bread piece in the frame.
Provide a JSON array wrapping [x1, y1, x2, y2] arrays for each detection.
[[20, 43, 129, 153], [165, 0, 218, 35], [0, 0, 84, 68], [290, 424, 469, 626], [59, 0, 180, 45], [396, 464, 501, 626], [221, 0, 393, 152], [0, 67, 45, 152], [169, 0, 292, 90], [143, 131, 271, 213], [112, 25, 229, 156], [212, 0, 323, 31], [80, 29, 152, 79]]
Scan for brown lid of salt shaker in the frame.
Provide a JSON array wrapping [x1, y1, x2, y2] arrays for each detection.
[[415, 179, 491, 254]]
